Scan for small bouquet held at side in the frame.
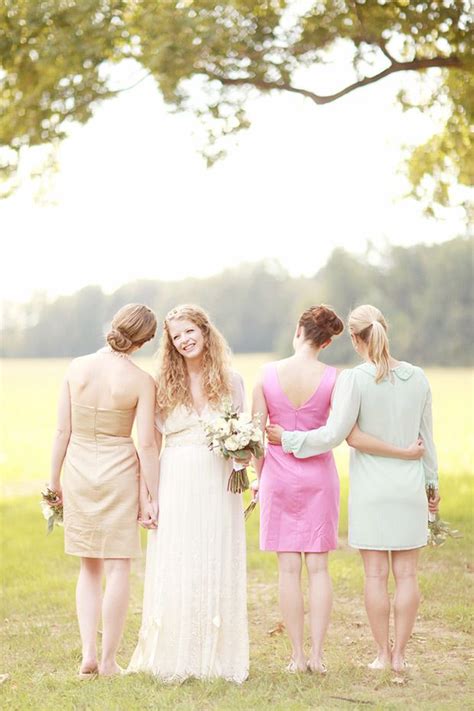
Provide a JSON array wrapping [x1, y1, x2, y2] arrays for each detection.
[[40, 486, 63, 534], [202, 401, 264, 498], [426, 484, 462, 547]]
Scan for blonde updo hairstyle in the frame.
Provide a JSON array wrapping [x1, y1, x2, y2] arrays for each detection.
[[156, 304, 233, 417], [348, 304, 390, 383], [298, 305, 344, 347], [106, 303, 157, 353]]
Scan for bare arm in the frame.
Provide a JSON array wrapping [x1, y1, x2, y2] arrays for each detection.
[[138, 428, 162, 529], [347, 423, 425, 460], [136, 375, 160, 506], [251, 375, 268, 479], [49, 374, 72, 497]]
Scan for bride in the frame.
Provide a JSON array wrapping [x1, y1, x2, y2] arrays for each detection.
[[128, 304, 249, 682]]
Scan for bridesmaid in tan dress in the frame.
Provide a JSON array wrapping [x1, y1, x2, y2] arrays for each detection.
[[48, 304, 159, 677]]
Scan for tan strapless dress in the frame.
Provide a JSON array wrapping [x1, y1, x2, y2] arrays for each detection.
[[63, 403, 141, 558]]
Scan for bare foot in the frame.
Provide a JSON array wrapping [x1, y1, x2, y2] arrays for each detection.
[[286, 655, 307, 673], [368, 655, 391, 670], [307, 658, 327, 674], [78, 659, 98, 678], [99, 662, 122, 676], [391, 655, 409, 673]]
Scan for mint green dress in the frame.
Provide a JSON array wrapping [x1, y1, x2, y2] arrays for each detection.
[[282, 362, 438, 551]]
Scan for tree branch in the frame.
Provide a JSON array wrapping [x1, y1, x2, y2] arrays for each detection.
[[112, 71, 152, 93], [210, 56, 463, 106]]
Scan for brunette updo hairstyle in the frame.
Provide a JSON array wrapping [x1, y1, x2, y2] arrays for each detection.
[[106, 303, 157, 353], [298, 305, 344, 347]]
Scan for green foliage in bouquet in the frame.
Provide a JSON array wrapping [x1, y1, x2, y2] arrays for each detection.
[[40, 486, 63, 534], [202, 401, 264, 495], [426, 484, 462, 547]]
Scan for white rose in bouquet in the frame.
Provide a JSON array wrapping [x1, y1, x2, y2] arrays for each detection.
[[237, 412, 252, 425], [237, 433, 251, 449], [202, 402, 264, 495], [224, 435, 241, 452]]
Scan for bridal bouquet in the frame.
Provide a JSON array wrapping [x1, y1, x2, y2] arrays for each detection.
[[40, 486, 63, 534], [202, 402, 264, 494], [426, 484, 462, 547]]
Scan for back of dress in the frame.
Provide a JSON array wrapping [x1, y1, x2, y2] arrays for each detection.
[[260, 362, 340, 553], [349, 362, 433, 550], [63, 403, 141, 559], [263, 362, 337, 469], [280, 361, 437, 551]]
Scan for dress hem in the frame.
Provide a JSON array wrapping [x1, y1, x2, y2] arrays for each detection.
[[260, 545, 337, 553], [65, 550, 141, 559], [349, 541, 427, 551], [126, 668, 249, 684]]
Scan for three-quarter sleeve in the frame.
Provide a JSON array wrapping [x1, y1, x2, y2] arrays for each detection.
[[282, 369, 361, 458], [231, 371, 246, 412], [418, 384, 438, 486]]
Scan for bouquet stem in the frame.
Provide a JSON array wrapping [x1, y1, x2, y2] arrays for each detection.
[[227, 467, 250, 494], [244, 499, 257, 520]]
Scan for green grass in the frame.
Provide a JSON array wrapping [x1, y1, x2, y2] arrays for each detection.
[[1, 357, 473, 709]]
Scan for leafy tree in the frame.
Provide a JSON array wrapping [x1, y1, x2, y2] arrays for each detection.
[[1, 1, 472, 209]]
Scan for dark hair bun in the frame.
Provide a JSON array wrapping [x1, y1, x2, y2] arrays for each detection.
[[298, 305, 344, 347], [106, 328, 133, 353], [312, 306, 344, 337]]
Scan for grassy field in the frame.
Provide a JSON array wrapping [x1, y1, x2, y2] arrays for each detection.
[[1, 357, 473, 710]]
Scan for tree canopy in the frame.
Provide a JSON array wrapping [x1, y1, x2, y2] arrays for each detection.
[[1, 1, 472, 209]]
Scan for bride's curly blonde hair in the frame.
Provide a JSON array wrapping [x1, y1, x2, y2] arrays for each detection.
[[156, 304, 233, 417]]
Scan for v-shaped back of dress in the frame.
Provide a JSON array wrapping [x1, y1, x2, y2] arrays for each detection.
[[71, 402, 135, 439], [263, 362, 337, 431]]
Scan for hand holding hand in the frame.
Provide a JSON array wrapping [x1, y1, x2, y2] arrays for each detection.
[[405, 438, 425, 460], [139, 499, 158, 529], [266, 424, 284, 445]]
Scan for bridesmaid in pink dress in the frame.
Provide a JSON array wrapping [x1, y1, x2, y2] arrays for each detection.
[[252, 305, 344, 674], [259, 362, 340, 552]]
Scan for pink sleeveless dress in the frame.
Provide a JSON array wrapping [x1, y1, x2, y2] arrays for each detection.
[[259, 362, 340, 552]]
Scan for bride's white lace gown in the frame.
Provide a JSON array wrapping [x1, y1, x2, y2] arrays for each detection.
[[128, 375, 249, 682]]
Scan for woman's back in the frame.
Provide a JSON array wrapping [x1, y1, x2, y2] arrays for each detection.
[[354, 361, 429, 448], [68, 348, 146, 412], [260, 358, 340, 553], [347, 362, 432, 550], [264, 358, 336, 435], [272, 356, 331, 408]]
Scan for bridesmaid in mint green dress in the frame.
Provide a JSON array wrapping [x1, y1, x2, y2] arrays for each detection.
[[267, 304, 440, 674]]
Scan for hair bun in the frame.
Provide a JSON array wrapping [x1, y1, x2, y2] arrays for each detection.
[[106, 328, 133, 353], [312, 306, 344, 337], [298, 304, 344, 347]]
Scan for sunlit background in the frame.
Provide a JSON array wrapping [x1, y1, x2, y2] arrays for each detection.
[[1, 59, 468, 304]]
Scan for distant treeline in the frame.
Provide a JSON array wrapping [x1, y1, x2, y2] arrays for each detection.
[[2, 237, 473, 365]]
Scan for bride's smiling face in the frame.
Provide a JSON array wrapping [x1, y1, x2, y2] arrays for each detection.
[[168, 318, 205, 360]]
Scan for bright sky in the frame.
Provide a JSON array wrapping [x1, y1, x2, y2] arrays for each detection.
[[1, 57, 467, 304]]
